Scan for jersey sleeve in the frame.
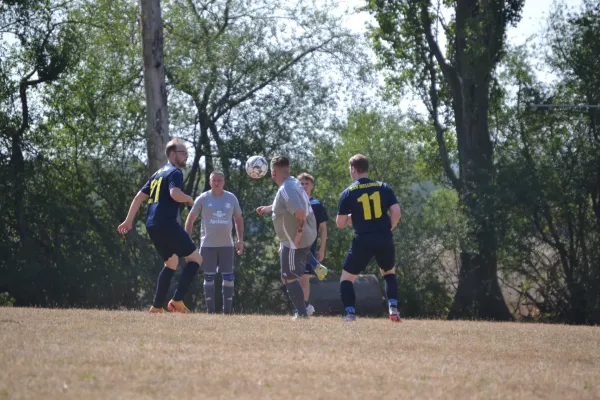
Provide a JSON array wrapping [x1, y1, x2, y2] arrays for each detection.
[[337, 190, 351, 215], [190, 196, 203, 216], [140, 179, 151, 195], [168, 169, 184, 190], [232, 195, 242, 217], [284, 184, 304, 214]]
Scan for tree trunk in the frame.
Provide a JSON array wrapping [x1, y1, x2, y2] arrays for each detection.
[[447, 76, 513, 321], [140, 0, 169, 176]]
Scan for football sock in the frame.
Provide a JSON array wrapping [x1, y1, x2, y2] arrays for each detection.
[[153, 266, 175, 308], [285, 280, 307, 315], [222, 272, 234, 314], [383, 274, 399, 306], [172, 261, 200, 301], [203, 273, 216, 313], [340, 280, 356, 309]]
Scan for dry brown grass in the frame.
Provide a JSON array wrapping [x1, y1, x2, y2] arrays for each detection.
[[1, 308, 599, 400]]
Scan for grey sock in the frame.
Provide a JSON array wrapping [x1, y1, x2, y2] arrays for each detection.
[[286, 280, 307, 315], [222, 285, 234, 314], [204, 274, 216, 313]]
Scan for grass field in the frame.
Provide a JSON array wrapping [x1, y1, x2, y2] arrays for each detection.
[[1, 308, 599, 399]]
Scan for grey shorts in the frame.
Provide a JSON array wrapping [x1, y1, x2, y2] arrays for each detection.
[[280, 245, 310, 280], [200, 246, 235, 274]]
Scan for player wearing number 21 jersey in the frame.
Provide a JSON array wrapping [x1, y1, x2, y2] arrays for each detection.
[[336, 154, 402, 322], [117, 138, 203, 314]]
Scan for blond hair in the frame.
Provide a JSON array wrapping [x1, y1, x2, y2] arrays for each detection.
[[165, 138, 186, 157], [297, 172, 314, 183]]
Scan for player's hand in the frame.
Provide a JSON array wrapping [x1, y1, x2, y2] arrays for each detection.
[[346, 214, 353, 228], [117, 221, 132, 234], [236, 240, 244, 255], [294, 231, 303, 248], [256, 206, 267, 215], [317, 248, 325, 262]]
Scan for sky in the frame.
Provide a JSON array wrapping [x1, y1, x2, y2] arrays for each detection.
[[335, 0, 585, 112]]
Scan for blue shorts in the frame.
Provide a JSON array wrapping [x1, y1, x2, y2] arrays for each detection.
[[147, 223, 196, 262], [343, 232, 395, 275]]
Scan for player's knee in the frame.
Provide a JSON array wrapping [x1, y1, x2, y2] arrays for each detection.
[[381, 267, 396, 276], [222, 272, 234, 287], [165, 255, 178, 270], [340, 270, 357, 282], [204, 273, 216, 286], [185, 250, 202, 265]]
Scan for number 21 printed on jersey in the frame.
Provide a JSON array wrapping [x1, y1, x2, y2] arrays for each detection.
[[148, 177, 163, 203]]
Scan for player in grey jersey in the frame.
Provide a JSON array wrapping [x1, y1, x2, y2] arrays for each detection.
[[185, 171, 243, 314], [256, 156, 317, 319]]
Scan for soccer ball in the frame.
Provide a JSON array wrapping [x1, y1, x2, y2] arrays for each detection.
[[245, 155, 268, 179]]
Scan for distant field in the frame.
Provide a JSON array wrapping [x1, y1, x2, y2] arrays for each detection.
[[1, 308, 599, 400]]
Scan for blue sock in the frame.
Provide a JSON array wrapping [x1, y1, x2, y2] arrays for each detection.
[[172, 261, 200, 301], [153, 267, 175, 308], [340, 280, 355, 310], [345, 306, 356, 315], [307, 253, 319, 269], [384, 274, 399, 307]]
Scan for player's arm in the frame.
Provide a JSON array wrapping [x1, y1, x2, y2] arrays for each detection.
[[317, 221, 327, 261], [285, 187, 307, 246], [234, 215, 244, 255], [169, 187, 194, 206], [386, 185, 401, 230], [185, 197, 203, 235], [168, 170, 194, 206], [118, 190, 149, 234], [184, 212, 198, 235], [336, 214, 350, 229], [390, 204, 401, 230], [336, 191, 351, 229], [233, 197, 244, 254], [256, 205, 273, 215]]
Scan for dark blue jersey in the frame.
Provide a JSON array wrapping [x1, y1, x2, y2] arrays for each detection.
[[337, 178, 398, 235], [309, 197, 328, 250], [140, 163, 184, 227], [310, 197, 329, 226]]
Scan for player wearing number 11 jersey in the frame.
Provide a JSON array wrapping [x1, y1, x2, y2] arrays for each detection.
[[336, 154, 402, 322], [117, 138, 203, 314]]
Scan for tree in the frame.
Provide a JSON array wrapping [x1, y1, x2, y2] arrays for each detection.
[[162, 0, 365, 195], [491, 1, 600, 324], [140, 0, 170, 175], [0, 0, 79, 245], [366, 0, 525, 320]]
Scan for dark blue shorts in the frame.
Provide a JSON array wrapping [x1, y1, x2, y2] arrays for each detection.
[[343, 232, 395, 275], [147, 223, 196, 261]]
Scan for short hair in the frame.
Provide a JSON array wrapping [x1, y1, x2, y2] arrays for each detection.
[[349, 154, 369, 173], [270, 155, 290, 170], [297, 172, 314, 183], [165, 138, 185, 157], [210, 171, 225, 179]]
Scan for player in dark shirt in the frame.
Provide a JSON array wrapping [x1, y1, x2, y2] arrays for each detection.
[[336, 154, 402, 322], [297, 173, 329, 315], [118, 138, 203, 313]]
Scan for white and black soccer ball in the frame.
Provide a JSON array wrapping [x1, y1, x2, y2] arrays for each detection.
[[245, 155, 268, 179]]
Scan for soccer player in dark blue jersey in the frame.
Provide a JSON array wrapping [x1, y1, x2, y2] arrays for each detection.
[[336, 154, 402, 322], [297, 173, 329, 315], [118, 138, 203, 314]]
